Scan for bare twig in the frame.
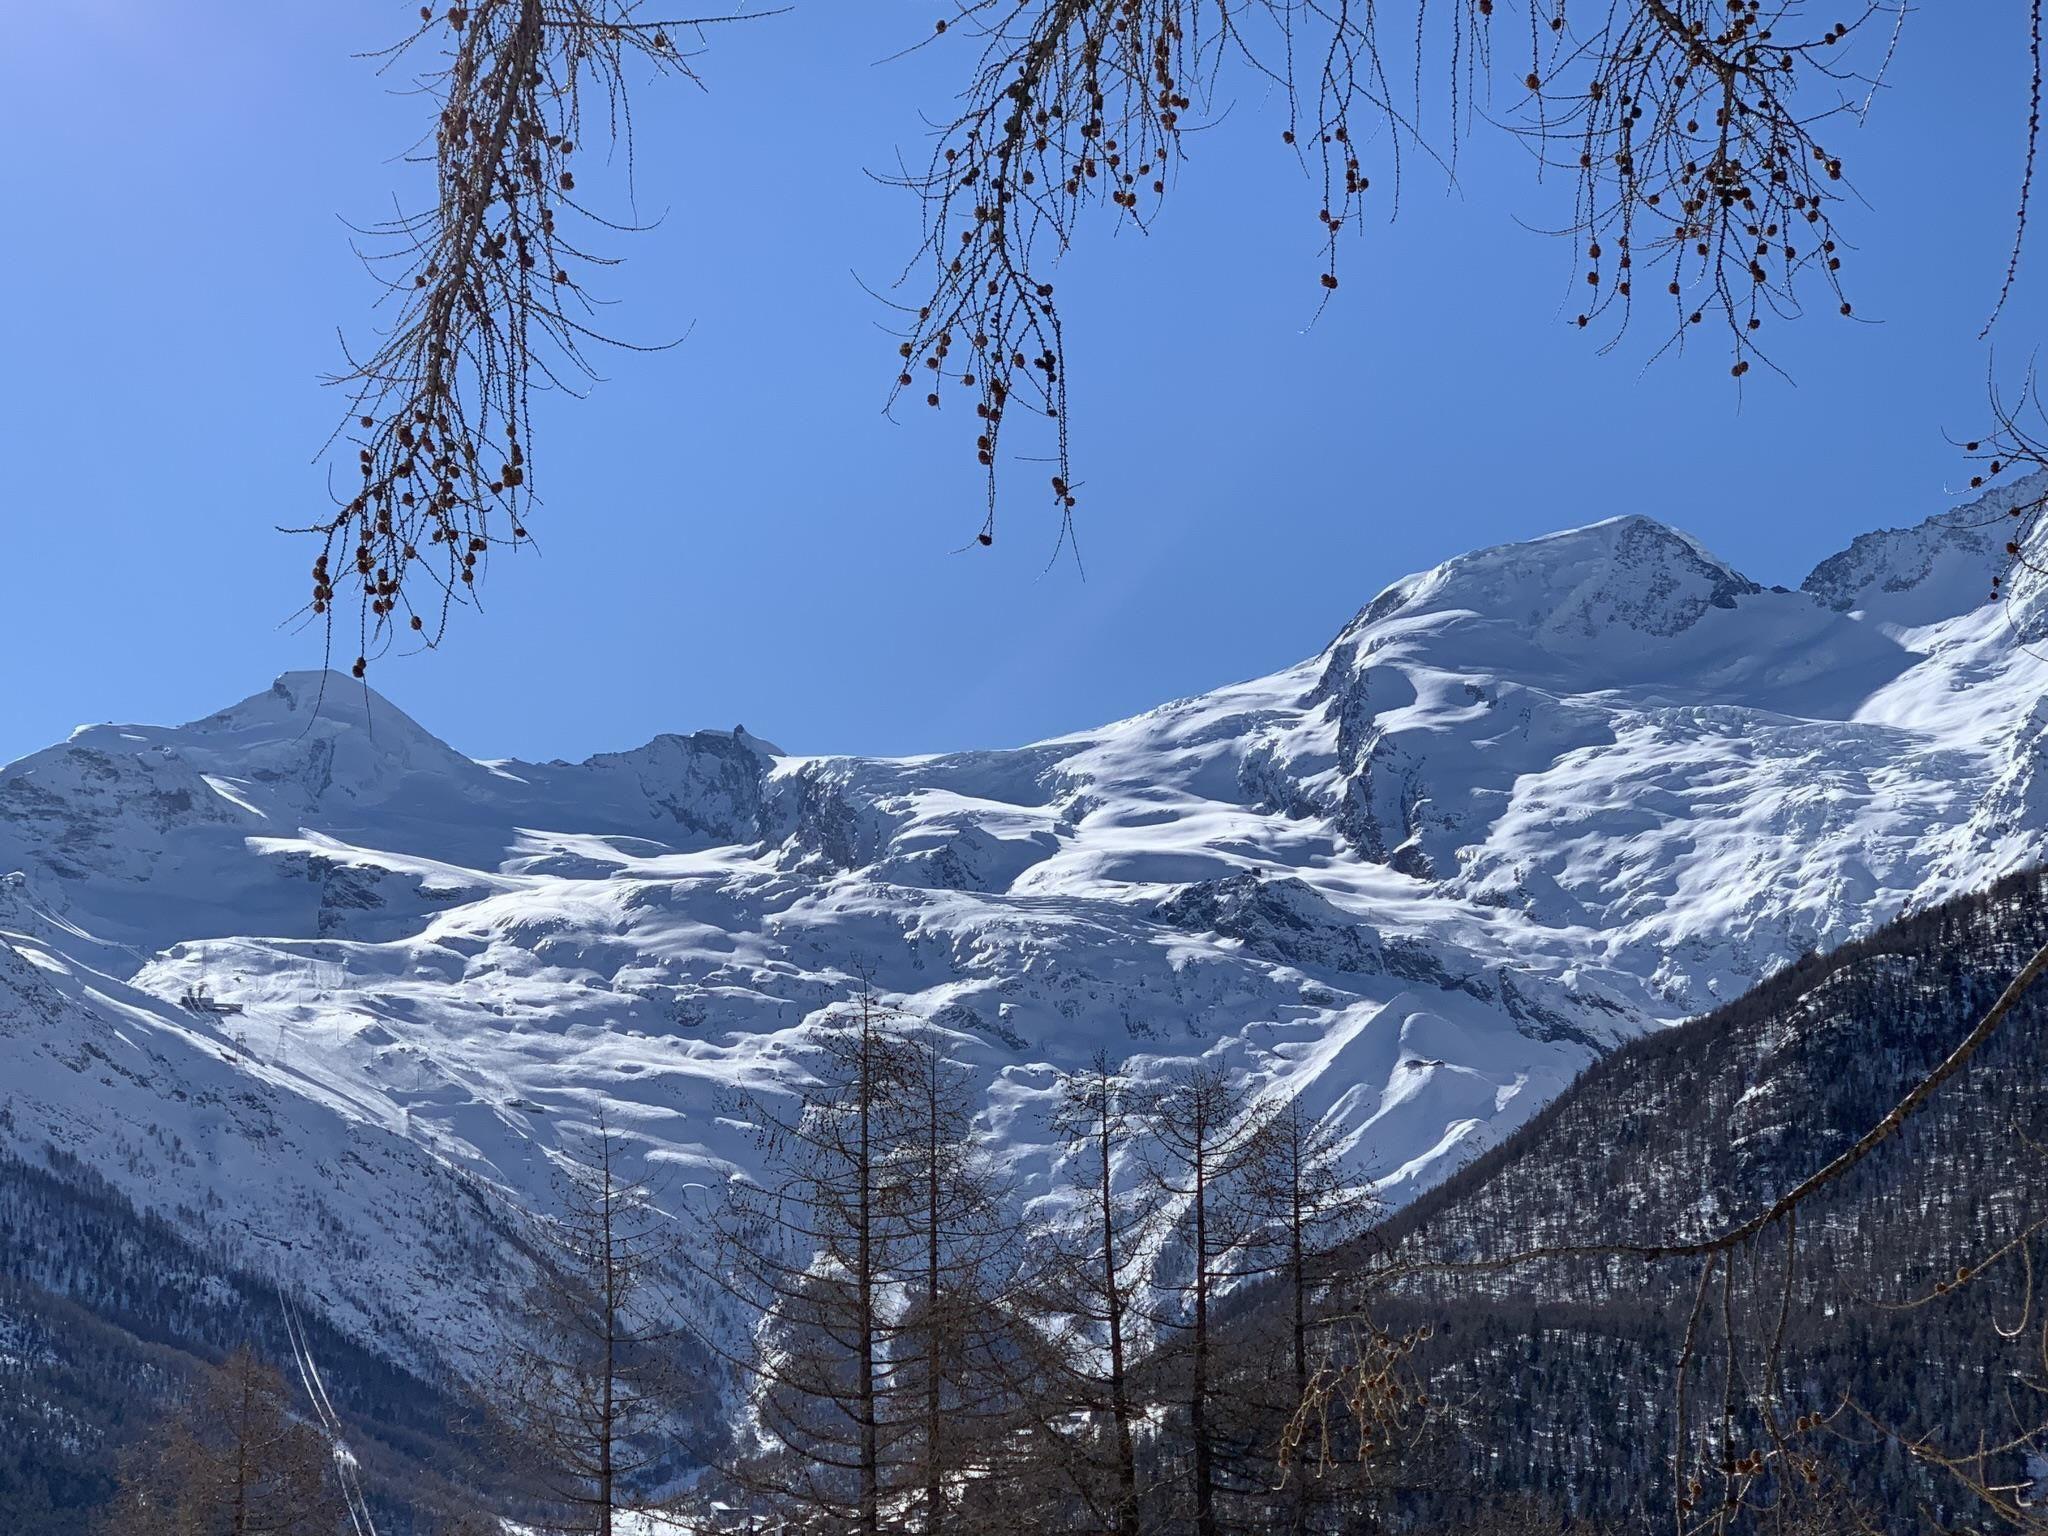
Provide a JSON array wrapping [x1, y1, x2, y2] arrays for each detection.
[[297, 2, 748, 678]]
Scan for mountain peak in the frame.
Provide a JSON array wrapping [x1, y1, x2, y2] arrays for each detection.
[[7, 482, 2048, 1438], [80, 670, 486, 814], [180, 671, 461, 761], [1800, 469, 2048, 628], [1342, 512, 1760, 654], [195, 670, 397, 728]]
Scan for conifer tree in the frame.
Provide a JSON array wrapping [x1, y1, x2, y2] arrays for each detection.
[[703, 998, 1021, 1534], [1240, 1095, 1386, 1531], [704, 994, 921, 1534], [893, 1025, 1020, 1536]]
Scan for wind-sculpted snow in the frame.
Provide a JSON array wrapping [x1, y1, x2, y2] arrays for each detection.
[[2, 480, 2044, 1388]]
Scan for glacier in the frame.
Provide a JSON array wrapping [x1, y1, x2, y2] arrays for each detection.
[[2, 480, 2043, 1379]]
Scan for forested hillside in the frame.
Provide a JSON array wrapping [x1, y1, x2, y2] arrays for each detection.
[[1356, 867, 2048, 1530], [0, 1152, 485, 1534]]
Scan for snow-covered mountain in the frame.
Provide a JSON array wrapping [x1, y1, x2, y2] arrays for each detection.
[[3, 481, 2043, 1380]]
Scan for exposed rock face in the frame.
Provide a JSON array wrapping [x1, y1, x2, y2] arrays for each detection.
[[1801, 471, 2046, 627], [1154, 874, 1386, 976]]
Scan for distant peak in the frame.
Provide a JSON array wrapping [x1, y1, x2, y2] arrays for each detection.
[[1450, 514, 1752, 591], [1341, 512, 1758, 650], [187, 671, 412, 736], [164, 671, 477, 790], [1545, 513, 1731, 566], [1801, 469, 2048, 628], [733, 725, 787, 757], [268, 670, 385, 715]]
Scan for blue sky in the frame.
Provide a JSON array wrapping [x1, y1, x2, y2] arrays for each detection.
[[3, 4, 2041, 767]]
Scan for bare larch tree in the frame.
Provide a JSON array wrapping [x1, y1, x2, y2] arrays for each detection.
[[490, 1110, 693, 1536], [1136, 1062, 1271, 1536], [1236, 1094, 1388, 1532], [892, 1025, 1022, 1536], [96, 1346, 343, 1536], [1017, 1050, 1161, 1536], [700, 994, 923, 1535]]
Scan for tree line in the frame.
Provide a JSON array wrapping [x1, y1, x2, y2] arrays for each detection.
[[687, 994, 1395, 1536], [91, 993, 1401, 1536]]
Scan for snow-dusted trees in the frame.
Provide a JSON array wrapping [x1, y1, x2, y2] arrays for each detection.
[[490, 1112, 692, 1536], [705, 997, 1019, 1534], [97, 1346, 342, 1536], [680, 1014, 1438, 1536]]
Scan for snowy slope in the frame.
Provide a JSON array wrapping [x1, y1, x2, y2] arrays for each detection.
[[3, 479, 2044, 1381]]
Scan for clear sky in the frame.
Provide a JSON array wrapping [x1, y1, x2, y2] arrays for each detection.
[[3, 4, 2041, 768]]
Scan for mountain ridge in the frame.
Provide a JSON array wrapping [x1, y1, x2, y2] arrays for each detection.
[[2, 481, 2042, 1402]]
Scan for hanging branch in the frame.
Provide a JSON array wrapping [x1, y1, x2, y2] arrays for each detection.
[[301, 2, 2048, 613], [1532, 0, 1883, 375], [1982, 0, 2044, 338], [1954, 363, 2048, 612], [889, 0, 1441, 552], [297, 1, 745, 679], [895, 0, 1899, 552]]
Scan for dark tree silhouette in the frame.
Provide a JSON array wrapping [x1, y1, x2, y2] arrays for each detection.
[[892, 1024, 1022, 1536], [1135, 1063, 1268, 1536], [1235, 1095, 1389, 1532]]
